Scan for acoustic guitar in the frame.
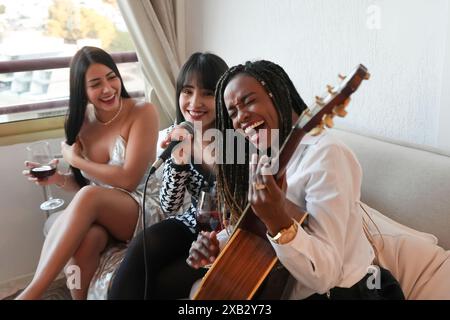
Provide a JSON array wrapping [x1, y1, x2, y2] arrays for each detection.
[[193, 64, 370, 300]]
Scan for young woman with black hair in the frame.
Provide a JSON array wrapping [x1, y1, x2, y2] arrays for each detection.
[[19, 46, 159, 299], [108, 52, 229, 300], [187, 60, 404, 300]]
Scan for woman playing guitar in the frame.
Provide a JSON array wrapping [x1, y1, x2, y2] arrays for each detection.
[[187, 60, 404, 300]]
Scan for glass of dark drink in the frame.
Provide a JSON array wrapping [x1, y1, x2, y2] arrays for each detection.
[[26, 141, 65, 211], [196, 187, 222, 233]]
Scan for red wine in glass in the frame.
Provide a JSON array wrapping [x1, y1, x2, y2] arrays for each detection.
[[196, 210, 221, 232], [196, 189, 223, 232], [26, 141, 65, 211], [30, 165, 56, 180]]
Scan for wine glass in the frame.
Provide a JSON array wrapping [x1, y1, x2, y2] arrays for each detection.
[[26, 141, 65, 211], [196, 187, 222, 233]]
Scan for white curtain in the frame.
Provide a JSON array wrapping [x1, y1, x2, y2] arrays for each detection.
[[118, 0, 185, 126]]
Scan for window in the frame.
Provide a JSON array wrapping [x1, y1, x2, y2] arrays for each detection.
[[0, 0, 144, 125]]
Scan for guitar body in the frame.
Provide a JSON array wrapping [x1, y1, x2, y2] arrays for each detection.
[[193, 228, 277, 300], [193, 64, 370, 300]]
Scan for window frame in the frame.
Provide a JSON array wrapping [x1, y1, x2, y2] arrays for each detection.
[[0, 51, 144, 145]]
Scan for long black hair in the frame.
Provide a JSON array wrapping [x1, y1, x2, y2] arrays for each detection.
[[215, 60, 308, 223], [175, 52, 228, 124], [65, 46, 130, 188]]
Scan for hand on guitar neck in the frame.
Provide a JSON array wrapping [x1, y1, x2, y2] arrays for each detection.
[[187, 231, 220, 269]]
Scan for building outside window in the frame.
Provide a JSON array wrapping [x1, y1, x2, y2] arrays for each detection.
[[0, 0, 144, 124]]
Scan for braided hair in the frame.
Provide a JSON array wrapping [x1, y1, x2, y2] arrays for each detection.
[[215, 60, 308, 223]]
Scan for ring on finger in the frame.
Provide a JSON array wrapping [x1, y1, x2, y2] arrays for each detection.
[[253, 182, 267, 190]]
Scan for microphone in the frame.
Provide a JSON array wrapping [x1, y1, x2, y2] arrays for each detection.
[[149, 121, 194, 175]]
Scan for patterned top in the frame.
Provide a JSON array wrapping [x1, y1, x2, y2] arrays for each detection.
[[159, 157, 214, 233]]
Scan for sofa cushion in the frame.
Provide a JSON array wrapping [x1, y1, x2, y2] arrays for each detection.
[[87, 242, 128, 300], [361, 202, 438, 244], [373, 234, 450, 299], [360, 203, 450, 299], [332, 128, 450, 250]]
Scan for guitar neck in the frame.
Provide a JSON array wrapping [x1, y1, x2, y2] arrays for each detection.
[[274, 126, 307, 180]]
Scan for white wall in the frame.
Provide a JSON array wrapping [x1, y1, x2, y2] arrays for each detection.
[[185, 0, 450, 150], [438, 2, 450, 150], [0, 138, 75, 291]]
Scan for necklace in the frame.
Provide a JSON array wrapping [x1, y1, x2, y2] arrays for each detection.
[[95, 98, 123, 126]]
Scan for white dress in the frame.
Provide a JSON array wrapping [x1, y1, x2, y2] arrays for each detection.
[[81, 135, 163, 237], [84, 136, 164, 299]]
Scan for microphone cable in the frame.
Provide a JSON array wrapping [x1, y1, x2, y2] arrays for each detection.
[[141, 164, 153, 300], [140, 121, 194, 299]]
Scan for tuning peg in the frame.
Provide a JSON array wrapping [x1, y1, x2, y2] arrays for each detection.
[[343, 98, 351, 107], [364, 73, 371, 80], [338, 74, 346, 80], [326, 85, 335, 94], [333, 105, 348, 117], [315, 96, 325, 106], [323, 114, 334, 128], [310, 125, 325, 136]]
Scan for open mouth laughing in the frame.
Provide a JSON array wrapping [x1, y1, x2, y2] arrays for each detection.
[[187, 109, 207, 120], [243, 120, 266, 145], [99, 95, 116, 105]]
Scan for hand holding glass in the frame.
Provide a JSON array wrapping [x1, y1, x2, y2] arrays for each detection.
[[26, 141, 65, 211]]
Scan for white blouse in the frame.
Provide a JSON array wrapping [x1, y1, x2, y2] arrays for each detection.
[[271, 130, 375, 299]]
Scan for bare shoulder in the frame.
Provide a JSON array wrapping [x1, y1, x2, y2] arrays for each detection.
[[121, 99, 159, 142], [127, 99, 159, 124]]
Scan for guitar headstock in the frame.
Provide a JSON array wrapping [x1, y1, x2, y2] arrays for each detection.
[[296, 64, 370, 135]]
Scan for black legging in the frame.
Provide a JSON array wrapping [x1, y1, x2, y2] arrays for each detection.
[[108, 219, 207, 299]]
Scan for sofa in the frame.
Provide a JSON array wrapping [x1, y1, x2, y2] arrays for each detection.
[[332, 128, 450, 299], [332, 128, 450, 250], [45, 128, 450, 299], [188, 128, 450, 300]]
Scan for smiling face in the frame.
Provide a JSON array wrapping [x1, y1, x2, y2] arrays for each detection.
[[85, 63, 122, 112], [179, 74, 216, 131], [223, 74, 279, 150]]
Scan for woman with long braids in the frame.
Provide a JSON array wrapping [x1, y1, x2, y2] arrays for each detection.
[[108, 52, 228, 299], [187, 60, 405, 299], [19, 46, 159, 299]]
